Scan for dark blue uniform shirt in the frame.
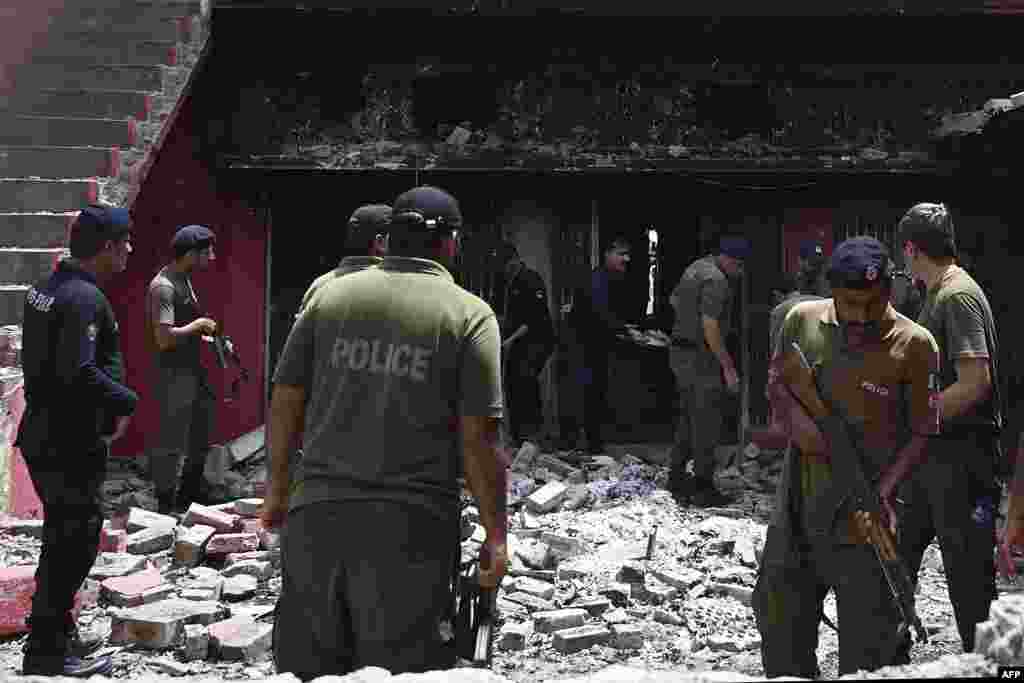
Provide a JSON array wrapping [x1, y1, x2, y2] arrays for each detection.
[[16, 260, 138, 451]]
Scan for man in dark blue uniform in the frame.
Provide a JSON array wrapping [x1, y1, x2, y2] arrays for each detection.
[[498, 242, 555, 446], [16, 205, 139, 677]]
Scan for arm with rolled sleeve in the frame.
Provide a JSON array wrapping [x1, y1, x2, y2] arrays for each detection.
[[459, 311, 507, 586], [700, 278, 735, 372], [56, 293, 137, 417], [938, 293, 994, 420]]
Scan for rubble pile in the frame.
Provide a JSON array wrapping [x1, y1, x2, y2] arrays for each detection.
[[0, 438, 1009, 680]]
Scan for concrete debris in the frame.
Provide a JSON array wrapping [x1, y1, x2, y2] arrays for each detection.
[[174, 523, 217, 568], [526, 481, 569, 513], [222, 575, 259, 601], [183, 503, 241, 533], [100, 567, 174, 607], [208, 616, 274, 662], [497, 622, 531, 651], [609, 623, 645, 650], [221, 559, 273, 582], [533, 608, 587, 634], [552, 624, 612, 653], [126, 507, 178, 533], [88, 552, 149, 580], [182, 623, 211, 661], [100, 526, 129, 553], [234, 497, 265, 517], [110, 599, 226, 649], [206, 532, 260, 555]]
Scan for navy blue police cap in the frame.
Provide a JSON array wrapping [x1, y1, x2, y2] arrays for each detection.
[[827, 236, 894, 289], [719, 236, 751, 261], [73, 205, 132, 240], [171, 224, 216, 253], [345, 204, 392, 247], [391, 186, 463, 230]]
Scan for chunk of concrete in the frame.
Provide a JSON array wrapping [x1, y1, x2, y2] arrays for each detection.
[[503, 592, 554, 612], [552, 624, 611, 653], [221, 560, 273, 582], [208, 617, 273, 662], [88, 553, 149, 581], [525, 481, 569, 514], [540, 532, 587, 560], [233, 498, 264, 518], [126, 526, 175, 555], [206, 533, 260, 556], [173, 524, 216, 568], [126, 508, 178, 534], [222, 575, 258, 602], [182, 623, 210, 661], [109, 599, 226, 649], [101, 568, 174, 607], [532, 608, 587, 634], [182, 503, 240, 533], [609, 623, 645, 650], [508, 576, 555, 601], [649, 568, 704, 591], [497, 622, 530, 651], [513, 540, 552, 570]]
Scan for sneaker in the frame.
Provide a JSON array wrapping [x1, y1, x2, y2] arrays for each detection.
[[22, 654, 114, 677]]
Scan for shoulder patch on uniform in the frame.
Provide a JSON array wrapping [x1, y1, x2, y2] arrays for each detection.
[[86, 323, 99, 342]]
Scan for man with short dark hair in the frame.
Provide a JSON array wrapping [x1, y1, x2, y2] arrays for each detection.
[[17, 205, 139, 677], [498, 241, 555, 446], [752, 236, 940, 677], [298, 204, 391, 316], [263, 186, 506, 680], [667, 235, 748, 506], [895, 202, 1003, 654], [146, 225, 219, 514], [568, 236, 632, 454]]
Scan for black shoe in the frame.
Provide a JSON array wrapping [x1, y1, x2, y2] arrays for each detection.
[[22, 654, 114, 677]]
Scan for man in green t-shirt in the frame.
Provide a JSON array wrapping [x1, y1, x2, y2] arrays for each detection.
[[895, 202, 1003, 654], [262, 186, 507, 680], [752, 237, 940, 678]]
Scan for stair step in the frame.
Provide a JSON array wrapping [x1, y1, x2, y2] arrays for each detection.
[[0, 116, 136, 148], [18, 63, 165, 92], [0, 213, 75, 249], [0, 285, 31, 325], [0, 249, 64, 287], [47, 16, 191, 43], [0, 146, 120, 180], [31, 37, 179, 67], [11, 89, 153, 120], [0, 179, 98, 213]]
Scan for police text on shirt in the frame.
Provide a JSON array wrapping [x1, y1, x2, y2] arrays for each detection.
[[330, 337, 433, 382]]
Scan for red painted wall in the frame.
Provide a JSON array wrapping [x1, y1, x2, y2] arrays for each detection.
[[107, 91, 267, 459], [0, 0, 65, 95]]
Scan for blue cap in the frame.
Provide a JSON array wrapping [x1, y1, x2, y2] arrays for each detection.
[[719, 236, 751, 261], [391, 186, 462, 230], [171, 224, 216, 253], [799, 240, 825, 261], [72, 205, 131, 239], [828, 236, 893, 289]]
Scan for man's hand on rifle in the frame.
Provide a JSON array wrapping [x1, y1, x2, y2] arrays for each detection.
[[852, 509, 899, 561], [478, 537, 508, 589]]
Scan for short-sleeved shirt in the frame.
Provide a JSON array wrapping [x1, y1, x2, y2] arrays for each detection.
[[768, 292, 823, 353], [774, 298, 941, 543], [916, 265, 1002, 434], [297, 255, 383, 318], [147, 267, 203, 372], [274, 256, 503, 522], [670, 255, 733, 346], [503, 264, 554, 349]]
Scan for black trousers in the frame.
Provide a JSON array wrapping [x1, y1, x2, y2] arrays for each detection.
[[505, 343, 552, 441], [582, 349, 609, 449], [274, 501, 456, 681], [21, 440, 107, 654], [897, 434, 998, 653]]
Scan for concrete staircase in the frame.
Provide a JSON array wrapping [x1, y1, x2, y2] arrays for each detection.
[[0, 0, 207, 325]]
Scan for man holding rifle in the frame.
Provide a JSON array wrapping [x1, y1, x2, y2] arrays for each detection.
[[751, 236, 941, 678], [262, 186, 507, 680]]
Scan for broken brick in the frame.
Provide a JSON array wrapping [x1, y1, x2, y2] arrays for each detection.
[[126, 526, 175, 555], [609, 623, 645, 650], [173, 524, 216, 568], [0, 565, 92, 636], [497, 622, 530, 651], [182, 623, 210, 661], [101, 568, 173, 607], [126, 508, 178, 534], [99, 527, 128, 553], [110, 599, 225, 649], [208, 617, 273, 662], [206, 533, 260, 556], [233, 498, 263, 518], [89, 553, 149, 581], [220, 560, 273, 582], [532, 608, 587, 634], [182, 503, 240, 533], [552, 624, 611, 653], [1, 519, 43, 539], [525, 481, 568, 514], [221, 575, 258, 602]]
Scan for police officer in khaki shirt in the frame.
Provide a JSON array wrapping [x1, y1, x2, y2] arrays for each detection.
[[668, 235, 749, 506], [753, 237, 940, 678], [895, 203, 1003, 654], [262, 186, 507, 680]]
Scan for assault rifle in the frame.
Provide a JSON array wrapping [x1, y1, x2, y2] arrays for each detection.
[[205, 330, 250, 402], [450, 500, 499, 667], [778, 342, 928, 647]]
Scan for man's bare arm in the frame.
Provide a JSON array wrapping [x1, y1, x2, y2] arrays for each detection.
[[267, 384, 307, 503], [938, 357, 992, 421], [460, 415, 507, 544], [701, 315, 735, 372]]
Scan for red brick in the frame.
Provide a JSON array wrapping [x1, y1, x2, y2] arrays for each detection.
[[100, 527, 128, 553], [100, 567, 169, 607], [206, 533, 259, 556], [0, 565, 91, 636], [182, 503, 240, 533]]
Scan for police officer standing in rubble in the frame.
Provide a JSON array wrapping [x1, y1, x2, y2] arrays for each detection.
[[752, 236, 941, 678], [262, 186, 507, 680], [667, 235, 749, 506], [17, 205, 139, 677], [498, 241, 555, 447], [895, 203, 1003, 654]]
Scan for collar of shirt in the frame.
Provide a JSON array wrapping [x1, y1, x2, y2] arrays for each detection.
[[379, 256, 454, 282], [57, 259, 97, 285], [338, 255, 384, 271], [816, 298, 898, 331]]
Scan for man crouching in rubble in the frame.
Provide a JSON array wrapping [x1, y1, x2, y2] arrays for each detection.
[[261, 186, 508, 680], [752, 237, 940, 677]]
